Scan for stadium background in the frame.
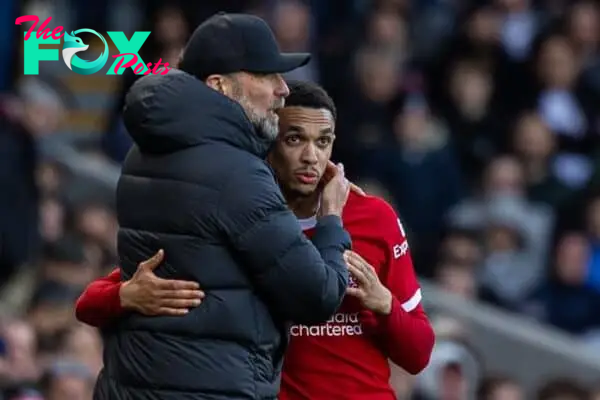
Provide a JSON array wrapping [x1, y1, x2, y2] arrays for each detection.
[[1, 0, 600, 398]]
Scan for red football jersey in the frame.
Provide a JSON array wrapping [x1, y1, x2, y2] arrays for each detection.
[[279, 191, 430, 400]]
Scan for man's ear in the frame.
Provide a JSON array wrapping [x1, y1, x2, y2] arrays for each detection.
[[204, 74, 224, 94]]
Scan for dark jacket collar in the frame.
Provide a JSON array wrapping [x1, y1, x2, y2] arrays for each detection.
[[122, 69, 272, 158]]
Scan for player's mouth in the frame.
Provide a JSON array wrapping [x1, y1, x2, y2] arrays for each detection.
[[295, 171, 319, 185]]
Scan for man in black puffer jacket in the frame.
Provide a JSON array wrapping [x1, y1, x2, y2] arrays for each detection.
[[94, 13, 351, 400]]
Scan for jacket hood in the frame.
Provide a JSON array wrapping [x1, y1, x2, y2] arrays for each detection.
[[122, 69, 272, 157]]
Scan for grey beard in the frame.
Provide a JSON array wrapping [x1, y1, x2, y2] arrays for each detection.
[[236, 95, 279, 140], [254, 113, 279, 140]]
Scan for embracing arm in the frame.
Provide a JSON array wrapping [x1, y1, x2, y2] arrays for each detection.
[[75, 268, 123, 328], [75, 250, 204, 327]]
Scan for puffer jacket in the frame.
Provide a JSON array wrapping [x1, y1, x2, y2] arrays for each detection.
[[93, 70, 350, 400]]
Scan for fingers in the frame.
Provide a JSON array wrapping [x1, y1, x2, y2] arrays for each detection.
[[345, 250, 368, 267], [156, 307, 189, 316], [157, 279, 200, 291], [158, 298, 202, 309], [346, 251, 376, 276], [160, 289, 205, 300], [350, 182, 366, 196], [152, 289, 205, 316], [139, 249, 164, 271], [345, 287, 363, 298], [347, 264, 368, 286], [344, 252, 376, 286], [336, 163, 350, 196]]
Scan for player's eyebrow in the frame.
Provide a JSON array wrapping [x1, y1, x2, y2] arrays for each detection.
[[319, 127, 333, 135], [286, 125, 305, 133]]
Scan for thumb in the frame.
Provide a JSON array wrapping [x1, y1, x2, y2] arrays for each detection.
[[350, 182, 366, 196], [139, 249, 164, 271]]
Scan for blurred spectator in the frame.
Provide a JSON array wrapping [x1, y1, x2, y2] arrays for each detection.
[[0, 319, 40, 389], [427, 5, 511, 111], [442, 59, 505, 185], [534, 34, 598, 159], [535, 378, 590, 400], [103, 3, 190, 163], [523, 232, 600, 335], [272, 0, 319, 82], [58, 324, 103, 378], [27, 281, 81, 354], [438, 228, 484, 270], [366, 94, 464, 275], [449, 155, 554, 310], [592, 385, 600, 400], [35, 162, 65, 199], [477, 374, 525, 400], [40, 236, 98, 289], [70, 201, 117, 264], [582, 194, 600, 293], [0, 77, 68, 284], [336, 46, 403, 176], [496, 0, 543, 62], [413, 338, 483, 400], [512, 112, 574, 208], [364, 7, 408, 58], [39, 360, 94, 400], [435, 262, 477, 299], [566, 1, 600, 97]]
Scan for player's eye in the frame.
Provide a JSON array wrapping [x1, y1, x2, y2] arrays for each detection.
[[284, 134, 301, 145], [317, 137, 332, 147]]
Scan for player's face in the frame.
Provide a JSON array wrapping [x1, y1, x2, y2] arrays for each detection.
[[269, 106, 335, 197]]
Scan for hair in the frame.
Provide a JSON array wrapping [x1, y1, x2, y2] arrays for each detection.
[[536, 378, 589, 400], [285, 80, 337, 121], [477, 375, 520, 399]]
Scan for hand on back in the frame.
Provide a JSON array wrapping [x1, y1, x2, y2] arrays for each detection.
[[120, 249, 205, 316]]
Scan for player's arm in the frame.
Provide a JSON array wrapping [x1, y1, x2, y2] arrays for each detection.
[[75, 250, 204, 328], [75, 267, 124, 327], [217, 161, 350, 325], [346, 207, 434, 375]]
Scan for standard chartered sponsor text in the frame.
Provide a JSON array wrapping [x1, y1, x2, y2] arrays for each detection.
[[290, 313, 363, 337]]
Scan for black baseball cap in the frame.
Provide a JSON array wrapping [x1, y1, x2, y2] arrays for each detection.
[[179, 12, 311, 80]]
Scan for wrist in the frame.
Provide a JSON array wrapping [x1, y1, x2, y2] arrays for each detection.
[[318, 207, 341, 218], [119, 281, 132, 310], [376, 291, 393, 315]]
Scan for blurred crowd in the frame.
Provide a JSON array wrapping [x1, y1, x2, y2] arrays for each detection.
[[2, 0, 600, 398]]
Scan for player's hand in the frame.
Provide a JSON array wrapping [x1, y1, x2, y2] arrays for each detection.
[[119, 249, 205, 316], [344, 250, 393, 315], [318, 163, 350, 217], [323, 161, 365, 196]]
